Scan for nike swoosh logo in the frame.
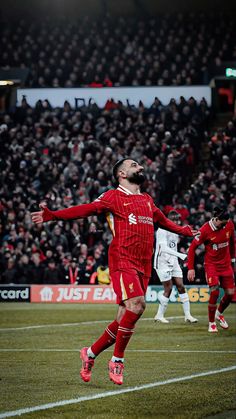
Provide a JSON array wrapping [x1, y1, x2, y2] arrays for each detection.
[[124, 203, 132, 206]]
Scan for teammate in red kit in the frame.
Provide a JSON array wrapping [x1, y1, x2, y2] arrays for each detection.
[[31, 158, 196, 385], [187, 206, 235, 333]]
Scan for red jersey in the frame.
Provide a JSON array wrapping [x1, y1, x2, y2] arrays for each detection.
[[188, 218, 235, 272], [43, 185, 193, 277]]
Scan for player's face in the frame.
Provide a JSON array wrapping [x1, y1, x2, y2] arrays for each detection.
[[123, 160, 146, 185], [168, 214, 181, 225], [214, 218, 228, 229]]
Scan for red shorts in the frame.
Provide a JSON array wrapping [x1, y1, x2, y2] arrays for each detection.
[[110, 268, 150, 305], [205, 265, 235, 289]]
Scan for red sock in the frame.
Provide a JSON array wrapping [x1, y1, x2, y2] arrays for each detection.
[[208, 288, 219, 322], [218, 293, 232, 314], [91, 320, 119, 356], [113, 310, 141, 359]]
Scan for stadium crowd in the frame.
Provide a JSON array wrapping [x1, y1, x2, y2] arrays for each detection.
[[0, 95, 235, 285], [0, 12, 236, 87]]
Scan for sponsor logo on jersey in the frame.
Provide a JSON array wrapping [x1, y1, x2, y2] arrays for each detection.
[[128, 214, 153, 225], [212, 242, 229, 250], [128, 213, 137, 225], [124, 202, 132, 206], [138, 215, 153, 225]]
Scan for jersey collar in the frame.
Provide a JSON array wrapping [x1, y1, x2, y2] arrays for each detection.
[[117, 185, 136, 195], [117, 185, 141, 195], [209, 218, 218, 231]]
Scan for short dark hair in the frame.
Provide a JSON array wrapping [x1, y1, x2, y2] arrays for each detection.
[[213, 206, 229, 221], [168, 210, 181, 219], [112, 157, 138, 181]]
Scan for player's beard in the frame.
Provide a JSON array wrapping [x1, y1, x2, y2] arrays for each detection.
[[128, 171, 146, 185]]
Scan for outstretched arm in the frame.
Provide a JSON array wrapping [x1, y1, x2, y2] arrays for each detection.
[[31, 191, 114, 224], [187, 229, 206, 282], [153, 206, 197, 237], [31, 203, 52, 223], [31, 202, 99, 224], [187, 240, 199, 282], [187, 239, 200, 271]]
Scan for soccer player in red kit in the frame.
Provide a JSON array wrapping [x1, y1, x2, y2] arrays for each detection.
[[31, 158, 195, 385], [187, 207, 235, 333]]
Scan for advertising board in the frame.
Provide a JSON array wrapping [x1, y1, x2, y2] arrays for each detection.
[[0, 286, 30, 302]]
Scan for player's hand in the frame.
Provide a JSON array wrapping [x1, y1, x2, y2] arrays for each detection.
[[184, 225, 198, 237], [31, 202, 48, 224], [189, 227, 198, 236], [187, 269, 195, 282]]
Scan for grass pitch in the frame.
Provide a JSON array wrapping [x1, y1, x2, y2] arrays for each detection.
[[0, 303, 235, 419]]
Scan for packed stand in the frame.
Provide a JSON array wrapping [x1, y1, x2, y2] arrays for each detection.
[[0, 96, 235, 285], [164, 119, 236, 283], [0, 13, 236, 87]]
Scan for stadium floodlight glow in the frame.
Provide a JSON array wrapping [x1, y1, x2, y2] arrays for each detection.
[[0, 80, 14, 86], [225, 68, 236, 78]]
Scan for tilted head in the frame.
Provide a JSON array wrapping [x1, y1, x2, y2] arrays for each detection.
[[112, 158, 145, 185], [213, 206, 229, 228]]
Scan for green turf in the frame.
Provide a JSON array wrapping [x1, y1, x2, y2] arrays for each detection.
[[0, 303, 235, 418]]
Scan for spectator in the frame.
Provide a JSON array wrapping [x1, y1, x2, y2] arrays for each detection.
[[43, 259, 64, 284], [1, 258, 18, 284]]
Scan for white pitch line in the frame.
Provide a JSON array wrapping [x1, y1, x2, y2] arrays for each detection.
[[0, 348, 235, 354], [0, 319, 113, 332], [0, 314, 235, 332], [0, 316, 196, 332], [127, 349, 236, 354], [0, 366, 235, 419]]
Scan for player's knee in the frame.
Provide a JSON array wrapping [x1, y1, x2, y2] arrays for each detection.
[[127, 296, 146, 315], [225, 288, 235, 297], [140, 300, 146, 313], [210, 285, 220, 294], [177, 286, 185, 294], [136, 299, 146, 315]]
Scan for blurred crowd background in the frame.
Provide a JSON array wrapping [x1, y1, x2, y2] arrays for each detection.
[[0, 1, 236, 286], [1, 12, 235, 88], [1, 97, 235, 285]]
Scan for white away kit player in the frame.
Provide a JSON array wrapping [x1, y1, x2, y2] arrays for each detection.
[[153, 210, 198, 324]]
